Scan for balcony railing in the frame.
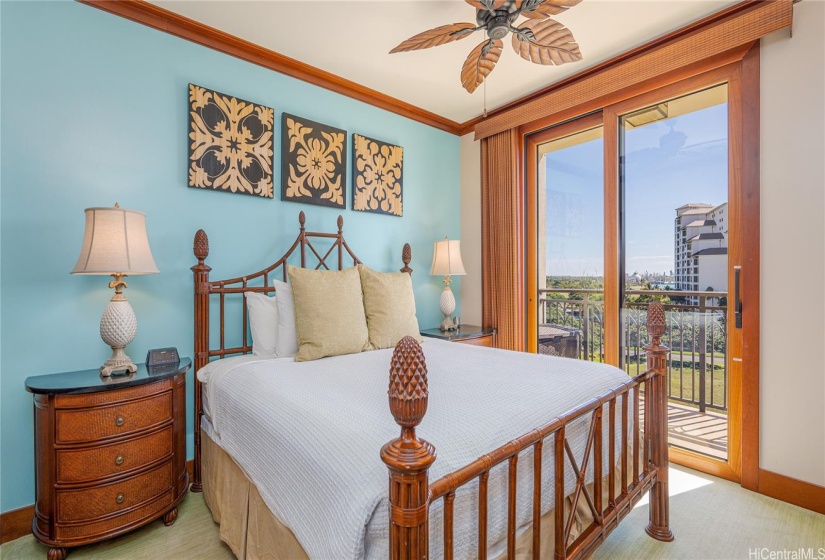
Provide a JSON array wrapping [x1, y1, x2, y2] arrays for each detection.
[[539, 288, 728, 413]]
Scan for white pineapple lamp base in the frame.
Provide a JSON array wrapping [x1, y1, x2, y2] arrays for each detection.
[[439, 282, 457, 332], [429, 237, 466, 332], [99, 276, 138, 376]]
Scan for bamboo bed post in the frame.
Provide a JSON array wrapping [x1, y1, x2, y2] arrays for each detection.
[[191, 229, 211, 493], [401, 243, 412, 274], [299, 211, 306, 268], [381, 336, 436, 560], [644, 302, 675, 542]]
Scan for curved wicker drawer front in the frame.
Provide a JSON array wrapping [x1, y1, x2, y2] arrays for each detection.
[[56, 427, 173, 484], [55, 392, 172, 444], [56, 461, 172, 523], [54, 379, 171, 409], [54, 490, 174, 541]]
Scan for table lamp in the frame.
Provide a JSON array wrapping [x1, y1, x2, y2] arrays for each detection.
[[430, 237, 466, 332], [71, 204, 159, 376]]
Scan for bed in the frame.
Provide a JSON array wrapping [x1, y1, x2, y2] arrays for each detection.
[[190, 212, 674, 560]]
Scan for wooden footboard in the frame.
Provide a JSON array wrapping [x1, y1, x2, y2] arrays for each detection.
[[382, 302, 674, 560]]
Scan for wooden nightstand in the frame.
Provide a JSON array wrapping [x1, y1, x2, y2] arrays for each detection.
[[25, 359, 191, 560], [420, 325, 497, 347]]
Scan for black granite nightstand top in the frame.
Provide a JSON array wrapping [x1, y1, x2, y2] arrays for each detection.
[[25, 358, 191, 395], [420, 325, 496, 342]]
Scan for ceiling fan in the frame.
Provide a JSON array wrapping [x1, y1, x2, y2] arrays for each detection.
[[390, 0, 583, 94]]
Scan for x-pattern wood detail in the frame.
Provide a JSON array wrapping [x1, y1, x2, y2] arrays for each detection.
[[305, 237, 360, 271], [562, 408, 602, 545]]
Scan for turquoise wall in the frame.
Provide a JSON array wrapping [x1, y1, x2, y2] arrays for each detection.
[[0, 1, 460, 513]]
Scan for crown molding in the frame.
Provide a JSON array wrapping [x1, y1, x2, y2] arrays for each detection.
[[461, 0, 784, 137], [77, 0, 786, 139], [473, 0, 791, 138], [76, 0, 465, 135]]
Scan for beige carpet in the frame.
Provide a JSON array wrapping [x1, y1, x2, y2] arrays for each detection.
[[3, 466, 823, 559], [591, 466, 825, 560]]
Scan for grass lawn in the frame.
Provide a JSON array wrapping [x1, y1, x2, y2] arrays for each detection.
[[584, 353, 728, 414]]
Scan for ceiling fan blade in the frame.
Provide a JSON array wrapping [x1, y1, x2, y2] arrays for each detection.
[[390, 23, 478, 54], [511, 18, 581, 65], [465, 0, 508, 11], [461, 39, 503, 94], [521, 0, 583, 19]]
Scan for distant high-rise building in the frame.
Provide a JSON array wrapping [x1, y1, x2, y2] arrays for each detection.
[[674, 203, 728, 301]]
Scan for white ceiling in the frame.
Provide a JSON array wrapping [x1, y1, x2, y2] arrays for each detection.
[[151, 0, 740, 123]]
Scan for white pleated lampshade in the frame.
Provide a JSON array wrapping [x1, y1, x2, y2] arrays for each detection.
[[430, 238, 466, 277], [71, 205, 159, 275]]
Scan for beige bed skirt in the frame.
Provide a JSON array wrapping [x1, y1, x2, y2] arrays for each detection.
[[202, 430, 309, 560], [201, 429, 618, 560]]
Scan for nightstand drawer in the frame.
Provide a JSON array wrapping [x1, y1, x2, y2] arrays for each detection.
[[57, 426, 173, 484], [55, 392, 172, 444], [54, 379, 171, 409], [57, 461, 172, 523], [456, 334, 495, 347], [54, 491, 174, 541]]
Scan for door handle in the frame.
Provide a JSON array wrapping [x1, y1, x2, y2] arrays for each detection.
[[734, 265, 742, 329]]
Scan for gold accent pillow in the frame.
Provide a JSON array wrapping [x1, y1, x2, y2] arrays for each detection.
[[358, 264, 422, 350], [287, 265, 370, 362]]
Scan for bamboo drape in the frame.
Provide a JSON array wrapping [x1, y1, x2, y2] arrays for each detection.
[[473, 0, 792, 140], [481, 129, 524, 351]]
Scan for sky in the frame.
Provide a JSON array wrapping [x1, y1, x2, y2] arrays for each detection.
[[543, 99, 728, 277]]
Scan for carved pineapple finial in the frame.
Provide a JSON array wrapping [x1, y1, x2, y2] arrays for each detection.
[[337, 215, 344, 233], [194, 230, 209, 262], [388, 336, 428, 429], [298, 211, 306, 229], [401, 243, 412, 274], [381, 337, 435, 552], [647, 301, 667, 339]]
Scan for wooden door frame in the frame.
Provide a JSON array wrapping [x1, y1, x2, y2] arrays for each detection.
[[525, 113, 605, 354], [522, 44, 760, 488]]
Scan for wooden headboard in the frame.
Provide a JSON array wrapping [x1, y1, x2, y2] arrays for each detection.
[[190, 210, 411, 491]]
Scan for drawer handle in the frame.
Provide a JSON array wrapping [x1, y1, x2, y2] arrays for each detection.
[[115, 416, 125, 427], [116, 493, 125, 504], [115, 455, 124, 466]]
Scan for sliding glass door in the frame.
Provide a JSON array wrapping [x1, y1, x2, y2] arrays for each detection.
[[526, 63, 757, 482], [619, 84, 731, 462], [527, 115, 604, 361]]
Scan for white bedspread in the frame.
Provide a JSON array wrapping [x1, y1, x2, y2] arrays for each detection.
[[198, 339, 630, 560]]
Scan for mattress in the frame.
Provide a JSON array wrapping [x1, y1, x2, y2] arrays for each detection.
[[197, 339, 631, 560], [200, 354, 288, 422]]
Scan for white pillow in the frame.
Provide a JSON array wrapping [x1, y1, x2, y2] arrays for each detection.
[[273, 279, 298, 358], [244, 292, 279, 358]]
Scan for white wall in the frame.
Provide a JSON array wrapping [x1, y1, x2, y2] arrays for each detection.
[[759, 0, 825, 486], [460, 133, 482, 326], [458, 0, 825, 487]]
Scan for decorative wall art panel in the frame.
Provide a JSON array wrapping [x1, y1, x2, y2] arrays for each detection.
[[353, 134, 403, 217], [281, 114, 346, 208], [188, 84, 274, 198]]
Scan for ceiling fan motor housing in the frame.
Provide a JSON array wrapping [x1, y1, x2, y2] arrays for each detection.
[[477, 8, 516, 41], [391, 0, 583, 94], [488, 15, 510, 39]]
